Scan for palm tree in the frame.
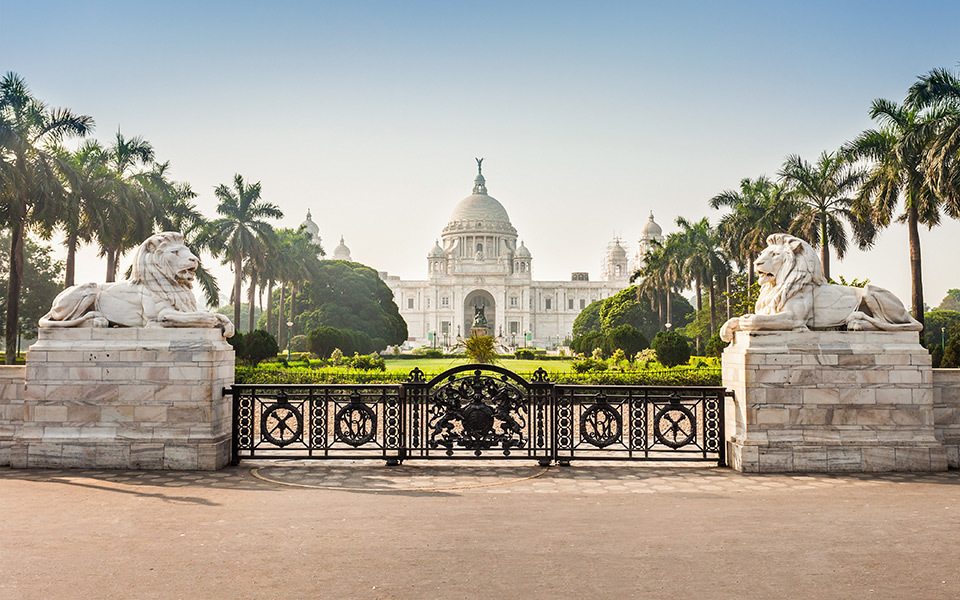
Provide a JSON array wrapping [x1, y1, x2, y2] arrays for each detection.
[[0, 72, 93, 362], [778, 151, 875, 281], [207, 174, 282, 330], [53, 140, 111, 287], [907, 67, 960, 207], [92, 130, 156, 282], [675, 216, 728, 337], [843, 96, 956, 326], [709, 177, 794, 288]]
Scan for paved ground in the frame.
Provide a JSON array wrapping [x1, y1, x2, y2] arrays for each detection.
[[2, 461, 959, 599]]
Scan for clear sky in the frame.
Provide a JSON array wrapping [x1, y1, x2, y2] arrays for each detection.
[[3, 0, 960, 307]]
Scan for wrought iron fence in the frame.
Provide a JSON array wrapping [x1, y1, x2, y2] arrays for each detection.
[[228, 364, 726, 466]]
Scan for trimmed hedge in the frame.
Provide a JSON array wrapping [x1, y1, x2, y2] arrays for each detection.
[[235, 366, 721, 386]]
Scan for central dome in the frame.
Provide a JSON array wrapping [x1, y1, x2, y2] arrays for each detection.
[[448, 193, 512, 226]]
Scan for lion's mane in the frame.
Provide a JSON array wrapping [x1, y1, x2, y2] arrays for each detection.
[[754, 233, 826, 315], [130, 232, 199, 313]]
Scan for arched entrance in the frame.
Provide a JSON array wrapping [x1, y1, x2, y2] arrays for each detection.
[[463, 289, 496, 336]]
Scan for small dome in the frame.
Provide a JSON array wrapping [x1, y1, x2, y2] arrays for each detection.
[[515, 240, 531, 258], [332, 235, 351, 261], [428, 240, 445, 258], [300, 209, 321, 244], [609, 239, 627, 258], [641, 212, 662, 238]]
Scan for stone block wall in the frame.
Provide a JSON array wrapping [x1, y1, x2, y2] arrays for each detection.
[[933, 369, 960, 468], [0, 365, 25, 467], [723, 331, 947, 473], [4, 328, 234, 470]]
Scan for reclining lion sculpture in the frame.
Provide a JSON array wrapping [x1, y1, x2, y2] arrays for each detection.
[[39, 231, 234, 337], [719, 233, 921, 342]]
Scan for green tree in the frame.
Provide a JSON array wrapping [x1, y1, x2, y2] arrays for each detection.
[[272, 260, 406, 348], [604, 324, 648, 357], [465, 335, 498, 364], [923, 310, 960, 348], [906, 67, 960, 210], [0, 72, 93, 362], [572, 298, 603, 338], [207, 174, 282, 331], [844, 97, 954, 327], [307, 326, 344, 359], [216, 304, 262, 334], [0, 234, 63, 341], [239, 329, 279, 364], [939, 290, 960, 312], [778, 151, 875, 281], [651, 331, 690, 368]]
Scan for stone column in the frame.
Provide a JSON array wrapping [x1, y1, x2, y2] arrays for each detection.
[[11, 327, 234, 470], [722, 331, 947, 473]]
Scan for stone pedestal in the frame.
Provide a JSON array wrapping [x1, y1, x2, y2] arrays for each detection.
[[722, 331, 947, 473], [9, 328, 234, 470]]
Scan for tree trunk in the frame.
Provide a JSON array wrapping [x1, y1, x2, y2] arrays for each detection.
[[694, 273, 702, 353], [746, 257, 754, 290], [105, 248, 117, 283], [726, 276, 732, 321], [65, 231, 78, 287], [289, 283, 299, 344], [233, 254, 243, 332], [665, 288, 673, 328], [247, 272, 257, 333], [5, 222, 24, 364], [277, 282, 286, 348], [820, 213, 830, 281], [266, 279, 274, 336], [907, 203, 924, 327], [708, 280, 717, 336]]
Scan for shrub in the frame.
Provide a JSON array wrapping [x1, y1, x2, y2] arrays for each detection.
[[330, 348, 344, 365], [413, 346, 443, 357], [514, 348, 535, 360], [240, 329, 280, 365], [635, 348, 657, 366], [465, 335, 498, 364], [571, 358, 608, 373], [605, 324, 648, 357], [705, 332, 728, 358], [932, 344, 944, 368], [611, 348, 626, 365], [651, 331, 690, 368], [227, 332, 245, 357], [307, 326, 344, 359], [591, 347, 604, 361], [346, 353, 386, 371], [289, 334, 309, 353]]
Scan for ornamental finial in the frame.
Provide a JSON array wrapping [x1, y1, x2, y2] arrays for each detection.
[[475, 157, 484, 174]]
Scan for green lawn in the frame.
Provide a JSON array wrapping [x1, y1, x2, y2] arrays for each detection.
[[383, 357, 575, 373]]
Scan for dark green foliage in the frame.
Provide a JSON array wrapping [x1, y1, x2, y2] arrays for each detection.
[[307, 326, 343, 358], [943, 336, 960, 368], [514, 348, 535, 359], [940, 289, 960, 312], [240, 329, 279, 364], [0, 235, 63, 340], [570, 330, 605, 356], [705, 332, 728, 357], [923, 311, 960, 348], [931, 344, 944, 368], [227, 332, 245, 357], [465, 335, 498, 364], [651, 331, 690, 368], [413, 348, 443, 358], [604, 325, 648, 357], [571, 299, 603, 338], [272, 261, 407, 346]]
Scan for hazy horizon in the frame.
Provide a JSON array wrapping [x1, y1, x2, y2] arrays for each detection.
[[4, 0, 960, 309]]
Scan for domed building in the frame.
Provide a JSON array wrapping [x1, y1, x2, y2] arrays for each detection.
[[332, 236, 352, 261], [381, 160, 660, 349], [300, 210, 322, 245]]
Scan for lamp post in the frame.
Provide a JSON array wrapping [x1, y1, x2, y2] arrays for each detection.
[[665, 322, 672, 331], [286, 321, 293, 360]]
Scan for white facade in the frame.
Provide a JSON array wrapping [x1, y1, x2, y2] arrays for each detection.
[[382, 163, 662, 349]]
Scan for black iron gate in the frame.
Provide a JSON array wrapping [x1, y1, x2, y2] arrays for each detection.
[[228, 364, 726, 466]]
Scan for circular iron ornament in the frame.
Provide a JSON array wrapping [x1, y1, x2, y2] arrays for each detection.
[[579, 403, 622, 448], [334, 403, 377, 447], [653, 404, 696, 449], [260, 403, 303, 447]]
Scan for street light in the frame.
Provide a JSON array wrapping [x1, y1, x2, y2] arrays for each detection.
[[286, 321, 293, 360], [665, 322, 672, 331]]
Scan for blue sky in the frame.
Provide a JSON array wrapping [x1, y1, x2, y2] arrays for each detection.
[[3, 0, 959, 305]]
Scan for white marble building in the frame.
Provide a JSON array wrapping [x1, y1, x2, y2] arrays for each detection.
[[379, 162, 663, 349]]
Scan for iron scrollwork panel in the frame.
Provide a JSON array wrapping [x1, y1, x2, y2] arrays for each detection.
[[427, 370, 529, 456]]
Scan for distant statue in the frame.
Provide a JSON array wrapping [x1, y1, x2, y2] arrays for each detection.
[[475, 249, 483, 261], [472, 304, 488, 328], [720, 234, 921, 342], [39, 232, 234, 337], [475, 157, 483, 174]]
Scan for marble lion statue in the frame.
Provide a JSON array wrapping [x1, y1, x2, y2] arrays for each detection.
[[719, 233, 921, 342], [39, 232, 234, 337]]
